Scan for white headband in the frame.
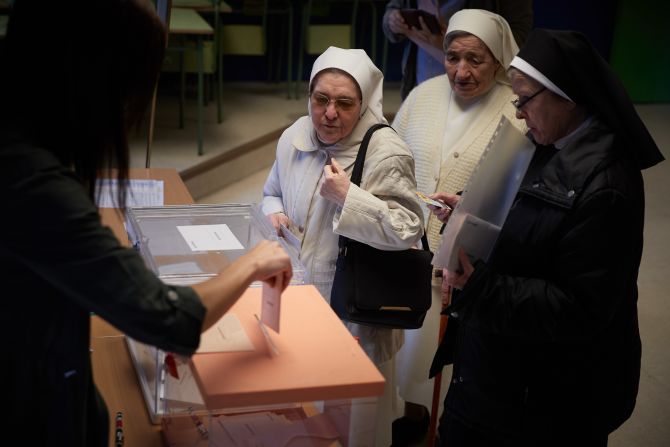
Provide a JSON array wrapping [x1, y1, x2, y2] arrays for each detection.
[[510, 56, 573, 102]]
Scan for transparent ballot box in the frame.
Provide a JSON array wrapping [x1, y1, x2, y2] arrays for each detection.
[[123, 204, 305, 423], [161, 285, 385, 447]]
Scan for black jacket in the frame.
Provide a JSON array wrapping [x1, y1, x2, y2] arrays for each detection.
[[1, 136, 206, 446], [431, 118, 643, 444]]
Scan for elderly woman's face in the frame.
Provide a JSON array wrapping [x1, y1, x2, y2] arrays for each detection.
[[310, 72, 362, 145], [444, 35, 500, 100], [511, 75, 577, 145]]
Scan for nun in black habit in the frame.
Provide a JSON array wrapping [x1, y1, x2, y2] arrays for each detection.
[[429, 29, 664, 447]]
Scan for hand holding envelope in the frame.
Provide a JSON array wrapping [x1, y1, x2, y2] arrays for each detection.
[[267, 212, 303, 252], [415, 190, 449, 209], [416, 191, 459, 223], [268, 211, 290, 232], [279, 223, 302, 251]]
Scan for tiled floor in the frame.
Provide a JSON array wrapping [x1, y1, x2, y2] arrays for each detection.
[[134, 82, 670, 446]]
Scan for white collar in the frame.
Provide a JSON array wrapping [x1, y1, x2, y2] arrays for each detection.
[[554, 116, 593, 150]]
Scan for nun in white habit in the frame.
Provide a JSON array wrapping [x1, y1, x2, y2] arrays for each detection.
[[391, 9, 526, 437], [262, 46, 424, 445]]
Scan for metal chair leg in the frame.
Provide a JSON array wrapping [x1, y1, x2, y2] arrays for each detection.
[[179, 41, 185, 129], [295, 0, 312, 99], [287, 2, 294, 99], [215, 0, 223, 123], [197, 35, 204, 156]]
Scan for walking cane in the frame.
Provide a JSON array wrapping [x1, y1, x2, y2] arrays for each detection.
[[427, 284, 452, 446]]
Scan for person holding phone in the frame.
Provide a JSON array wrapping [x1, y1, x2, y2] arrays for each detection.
[[390, 9, 526, 444], [383, 0, 533, 99]]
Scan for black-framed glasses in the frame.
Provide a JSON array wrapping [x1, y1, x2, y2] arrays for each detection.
[[310, 93, 360, 112], [511, 87, 547, 111]]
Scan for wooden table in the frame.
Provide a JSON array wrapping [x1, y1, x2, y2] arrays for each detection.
[[169, 8, 214, 156], [0, 14, 8, 39], [172, 1, 232, 126], [92, 168, 193, 447], [173, 0, 232, 13]]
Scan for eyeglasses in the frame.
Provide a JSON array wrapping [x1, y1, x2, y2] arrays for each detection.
[[310, 93, 360, 112], [511, 87, 547, 111]]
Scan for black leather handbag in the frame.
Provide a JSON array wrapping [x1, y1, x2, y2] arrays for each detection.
[[330, 124, 433, 329]]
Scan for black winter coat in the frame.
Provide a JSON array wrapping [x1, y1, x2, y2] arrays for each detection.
[[1, 137, 206, 447], [431, 118, 643, 445]]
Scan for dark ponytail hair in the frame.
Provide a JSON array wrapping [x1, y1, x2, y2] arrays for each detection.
[[1, 0, 166, 209]]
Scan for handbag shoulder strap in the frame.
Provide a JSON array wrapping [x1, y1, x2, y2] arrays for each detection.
[[338, 123, 430, 254], [350, 123, 391, 186], [339, 123, 389, 252]]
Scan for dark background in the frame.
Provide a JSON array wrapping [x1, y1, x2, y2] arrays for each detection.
[[214, 0, 669, 102]]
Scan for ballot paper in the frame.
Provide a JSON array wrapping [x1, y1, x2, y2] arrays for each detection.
[[279, 223, 302, 251], [95, 179, 164, 208], [176, 224, 244, 251], [255, 314, 280, 357], [197, 314, 254, 353], [261, 275, 283, 333]]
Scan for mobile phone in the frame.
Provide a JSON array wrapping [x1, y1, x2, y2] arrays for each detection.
[[415, 191, 452, 210], [399, 9, 441, 35]]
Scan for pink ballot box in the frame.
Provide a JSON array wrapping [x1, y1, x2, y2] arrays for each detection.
[[161, 285, 385, 446], [123, 204, 308, 424]]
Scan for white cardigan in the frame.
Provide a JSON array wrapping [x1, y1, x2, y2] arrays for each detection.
[[262, 112, 424, 363], [393, 75, 528, 250]]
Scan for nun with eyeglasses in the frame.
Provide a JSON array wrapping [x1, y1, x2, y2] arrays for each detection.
[[262, 46, 424, 446], [429, 29, 664, 446]]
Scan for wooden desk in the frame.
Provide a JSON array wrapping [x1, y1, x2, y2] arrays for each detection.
[[169, 9, 214, 156], [92, 168, 193, 447], [171, 1, 232, 125], [173, 0, 232, 13], [0, 15, 8, 39]]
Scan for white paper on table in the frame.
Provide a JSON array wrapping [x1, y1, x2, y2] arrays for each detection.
[[176, 224, 244, 251], [197, 314, 254, 353], [163, 363, 205, 406], [95, 179, 164, 208]]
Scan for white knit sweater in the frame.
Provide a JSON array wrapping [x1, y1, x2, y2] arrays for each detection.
[[392, 75, 528, 250]]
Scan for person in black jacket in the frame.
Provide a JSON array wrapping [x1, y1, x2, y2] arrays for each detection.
[[0, 1, 292, 446], [429, 29, 664, 446], [382, 0, 533, 100]]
